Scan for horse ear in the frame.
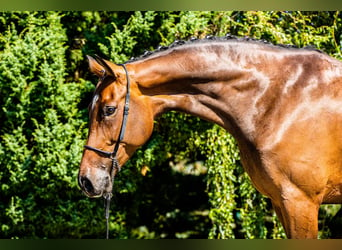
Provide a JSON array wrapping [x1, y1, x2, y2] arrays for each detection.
[[87, 55, 115, 79], [87, 55, 106, 78]]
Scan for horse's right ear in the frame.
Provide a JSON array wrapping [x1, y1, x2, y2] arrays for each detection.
[[87, 55, 107, 79]]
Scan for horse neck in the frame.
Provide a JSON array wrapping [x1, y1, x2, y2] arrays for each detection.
[[129, 43, 280, 142]]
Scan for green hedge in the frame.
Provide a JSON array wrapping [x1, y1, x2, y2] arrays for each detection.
[[0, 11, 341, 239]]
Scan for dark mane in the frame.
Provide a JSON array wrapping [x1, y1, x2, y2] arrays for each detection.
[[126, 34, 323, 63]]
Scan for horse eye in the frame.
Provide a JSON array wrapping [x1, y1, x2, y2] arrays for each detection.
[[104, 106, 116, 116]]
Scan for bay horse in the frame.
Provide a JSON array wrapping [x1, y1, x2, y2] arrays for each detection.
[[78, 36, 342, 238]]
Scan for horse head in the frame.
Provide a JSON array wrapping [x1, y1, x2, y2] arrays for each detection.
[[78, 56, 154, 198]]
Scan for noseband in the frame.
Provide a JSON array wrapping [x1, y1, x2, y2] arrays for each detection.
[[83, 63, 130, 239]]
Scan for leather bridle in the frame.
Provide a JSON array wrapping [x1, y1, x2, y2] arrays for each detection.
[[84, 63, 130, 180], [83, 61, 130, 239]]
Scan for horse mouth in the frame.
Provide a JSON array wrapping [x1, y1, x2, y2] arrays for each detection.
[[85, 191, 103, 198], [80, 183, 103, 198]]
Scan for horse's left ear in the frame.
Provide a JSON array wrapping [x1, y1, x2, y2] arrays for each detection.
[[87, 55, 115, 79]]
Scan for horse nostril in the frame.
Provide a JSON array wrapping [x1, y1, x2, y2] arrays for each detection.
[[79, 176, 94, 194]]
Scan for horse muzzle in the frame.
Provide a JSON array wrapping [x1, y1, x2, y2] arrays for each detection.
[[78, 168, 112, 198]]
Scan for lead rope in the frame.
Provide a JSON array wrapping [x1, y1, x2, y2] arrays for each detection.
[[105, 194, 111, 239], [104, 158, 120, 239]]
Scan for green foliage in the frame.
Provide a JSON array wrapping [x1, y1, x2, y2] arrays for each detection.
[[0, 12, 102, 238], [0, 11, 341, 239]]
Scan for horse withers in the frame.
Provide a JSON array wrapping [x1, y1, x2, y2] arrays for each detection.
[[78, 37, 342, 238]]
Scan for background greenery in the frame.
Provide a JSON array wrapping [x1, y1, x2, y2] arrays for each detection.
[[0, 11, 341, 239]]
